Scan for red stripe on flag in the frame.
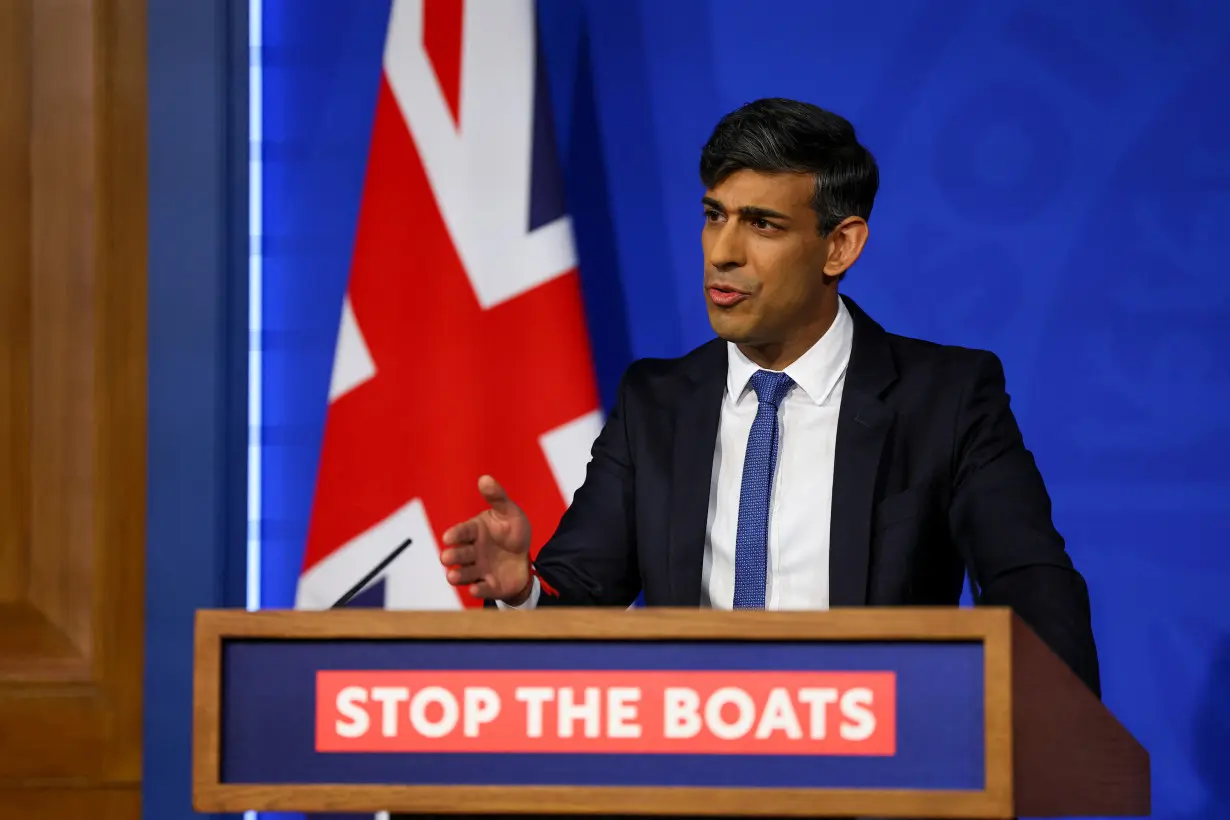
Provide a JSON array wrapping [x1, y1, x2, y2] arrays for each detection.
[[423, 0, 465, 127]]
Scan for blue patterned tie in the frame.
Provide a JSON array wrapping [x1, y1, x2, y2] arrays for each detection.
[[732, 370, 796, 609]]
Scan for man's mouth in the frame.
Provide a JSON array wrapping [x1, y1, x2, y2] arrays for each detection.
[[707, 286, 749, 307]]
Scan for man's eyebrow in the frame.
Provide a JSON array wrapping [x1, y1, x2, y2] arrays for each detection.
[[739, 205, 792, 221], [701, 197, 791, 221]]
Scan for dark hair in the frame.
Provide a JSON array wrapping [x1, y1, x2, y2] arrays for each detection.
[[699, 98, 879, 236]]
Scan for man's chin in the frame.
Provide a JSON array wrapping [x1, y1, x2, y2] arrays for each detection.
[[707, 314, 755, 343]]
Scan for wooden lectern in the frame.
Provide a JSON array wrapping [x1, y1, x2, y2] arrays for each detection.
[[192, 608, 1148, 818]]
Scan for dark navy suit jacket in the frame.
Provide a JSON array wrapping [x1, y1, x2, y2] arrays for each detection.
[[521, 295, 1099, 697]]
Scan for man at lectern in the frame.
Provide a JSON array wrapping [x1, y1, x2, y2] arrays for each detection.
[[439, 97, 1100, 698]]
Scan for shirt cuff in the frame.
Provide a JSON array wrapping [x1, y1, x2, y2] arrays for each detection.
[[495, 576, 541, 610]]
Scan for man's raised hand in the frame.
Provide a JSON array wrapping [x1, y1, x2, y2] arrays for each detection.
[[439, 475, 534, 604]]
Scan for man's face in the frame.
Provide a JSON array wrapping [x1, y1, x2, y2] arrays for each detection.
[[701, 170, 834, 348]]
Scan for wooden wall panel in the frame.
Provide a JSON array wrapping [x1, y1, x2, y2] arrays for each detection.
[[0, 0, 146, 816], [0, 0, 32, 608]]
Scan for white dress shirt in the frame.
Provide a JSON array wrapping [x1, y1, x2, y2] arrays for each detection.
[[501, 299, 853, 611], [702, 299, 852, 609]]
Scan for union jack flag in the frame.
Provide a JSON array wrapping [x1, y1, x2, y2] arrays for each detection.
[[296, 0, 601, 617]]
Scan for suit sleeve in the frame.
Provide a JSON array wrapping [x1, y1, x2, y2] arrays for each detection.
[[949, 352, 1102, 697], [528, 368, 641, 607]]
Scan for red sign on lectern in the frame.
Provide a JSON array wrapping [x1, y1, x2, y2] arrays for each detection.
[[315, 670, 896, 755]]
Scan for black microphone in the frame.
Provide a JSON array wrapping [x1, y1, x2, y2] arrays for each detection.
[[329, 538, 413, 608]]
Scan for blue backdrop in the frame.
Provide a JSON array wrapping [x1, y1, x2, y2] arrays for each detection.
[[145, 2, 249, 819], [254, 1, 1230, 818]]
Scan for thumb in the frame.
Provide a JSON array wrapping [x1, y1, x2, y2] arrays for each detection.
[[477, 474, 519, 518]]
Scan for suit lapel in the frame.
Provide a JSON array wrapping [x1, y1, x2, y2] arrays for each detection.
[[664, 298, 895, 609], [828, 296, 898, 607], [667, 341, 726, 606]]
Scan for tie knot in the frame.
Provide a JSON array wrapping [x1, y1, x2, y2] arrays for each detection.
[[749, 370, 795, 408]]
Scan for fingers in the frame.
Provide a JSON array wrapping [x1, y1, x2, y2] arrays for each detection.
[[468, 579, 498, 599], [438, 544, 475, 567], [441, 519, 478, 546], [446, 564, 486, 586], [477, 474, 518, 517]]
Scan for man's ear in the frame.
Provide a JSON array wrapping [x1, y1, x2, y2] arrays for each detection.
[[823, 217, 869, 277]]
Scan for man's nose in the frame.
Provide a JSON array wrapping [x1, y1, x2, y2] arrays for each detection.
[[706, 222, 745, 271]]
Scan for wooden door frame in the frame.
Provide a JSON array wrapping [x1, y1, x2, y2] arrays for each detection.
[[0, 0, 147, 815]]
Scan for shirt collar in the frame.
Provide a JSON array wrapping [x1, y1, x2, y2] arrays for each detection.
[[725, 296, 853, 407]]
